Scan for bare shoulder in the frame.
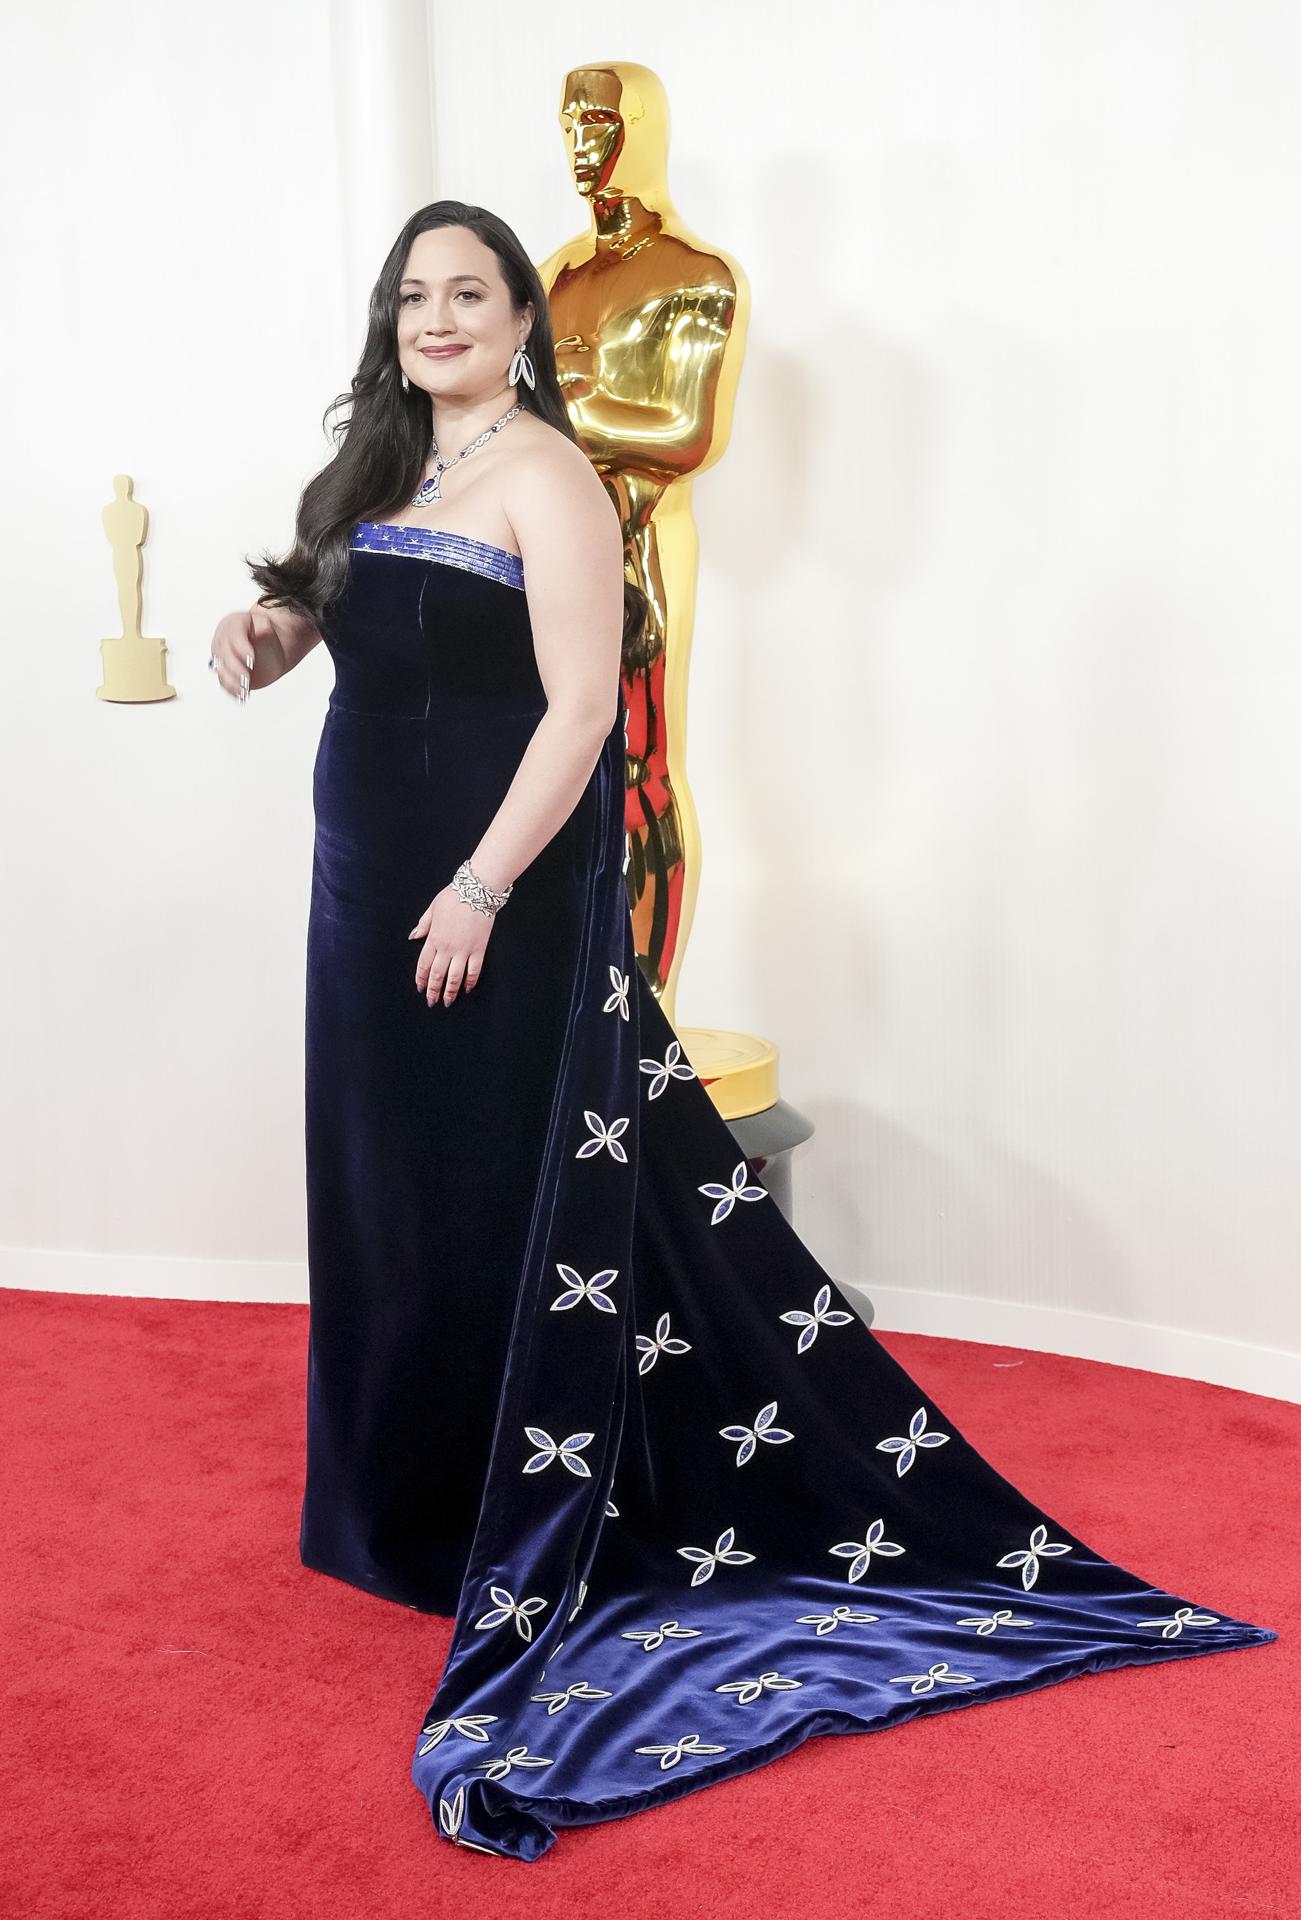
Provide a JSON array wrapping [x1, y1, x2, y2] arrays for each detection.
[[502, 418, 620, 558]]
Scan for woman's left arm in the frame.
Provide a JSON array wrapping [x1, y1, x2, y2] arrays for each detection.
[[469, 437, 627, 891], [409, 438, 626, 1007]]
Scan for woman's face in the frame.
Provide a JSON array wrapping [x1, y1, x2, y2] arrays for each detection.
[[396, 225, 533, 403]]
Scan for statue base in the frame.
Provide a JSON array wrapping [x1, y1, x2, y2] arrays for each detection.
[[675, 1025, 861, 1324]]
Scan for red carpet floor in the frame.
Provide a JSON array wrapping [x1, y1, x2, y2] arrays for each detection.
[[1, 1285, 1296, 1920]]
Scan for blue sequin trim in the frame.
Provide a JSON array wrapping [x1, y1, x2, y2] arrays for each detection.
[[350, 520, 525, 590]]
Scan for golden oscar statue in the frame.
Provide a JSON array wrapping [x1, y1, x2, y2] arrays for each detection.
[[96, 475, 175, 703], [537, 61, 802, 1155]]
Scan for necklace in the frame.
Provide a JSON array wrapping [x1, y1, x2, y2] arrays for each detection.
[[411, 402, 524, 506]]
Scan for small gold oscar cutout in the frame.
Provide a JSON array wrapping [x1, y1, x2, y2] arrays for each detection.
[[96, 474, 175, 703]]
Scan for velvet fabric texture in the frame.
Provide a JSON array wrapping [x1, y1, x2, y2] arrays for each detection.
[[301, 524, 1276, 1862]]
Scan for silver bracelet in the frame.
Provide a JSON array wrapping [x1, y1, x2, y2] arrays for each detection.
[[453, 857, 514, 917]]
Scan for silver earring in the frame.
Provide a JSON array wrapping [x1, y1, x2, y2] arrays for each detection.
[[400, 369, 410, 394], [509, 343, 536, 391]]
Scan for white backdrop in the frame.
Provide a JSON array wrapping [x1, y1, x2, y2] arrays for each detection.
[[2, 0, 1297, 1401]]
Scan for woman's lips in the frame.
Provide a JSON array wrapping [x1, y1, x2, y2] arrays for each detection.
[[420, 346, 469, 358]]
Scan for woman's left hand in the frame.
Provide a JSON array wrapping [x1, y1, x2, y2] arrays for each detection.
[[408, 886, 496, 1006]]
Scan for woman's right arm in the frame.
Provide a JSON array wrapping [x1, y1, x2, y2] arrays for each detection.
[[209, 602, 322, 701]]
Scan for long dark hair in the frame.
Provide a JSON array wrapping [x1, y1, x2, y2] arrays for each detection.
[[247, 199, 648, 655]]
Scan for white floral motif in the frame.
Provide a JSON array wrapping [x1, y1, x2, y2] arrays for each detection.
[[417, 1711, 498, 1758], [522, 1426, 595, 1477], [677, 1526, 757, 1586], [829, 1518, 905, 1583], [957, 1609, 1033, 1635], [530, 1680, 613, 1714], [639, 1039, 697, 1099], [634, 1731, 728, 1771], [550, 1262, 620, 1313], [568, 1578, 589, 1622], [605, 1496, 620, 1517], [699, 1160, 768, 1225], [622, 834, 631, 875], [714, 1670, 803, 1705], [779, 1281, 854, 1354], [473, 1584, 549, 1641], [876, 1406, 951, 1477], [602, 964, 631, 1020], [1137, 1606, 1220, 1639], [576, 1109, 630, 1162], [436, 1784, 498, 1854], [719, 1399, 794, 1466], [797, 1605, 881, 1636], [636, 1309, 693, 1375], [890, 1662, 977, 1695], [475, 1745, 555, 1781], [621, 1621, 704, 1651], [996, 1523, 1073, 1591]]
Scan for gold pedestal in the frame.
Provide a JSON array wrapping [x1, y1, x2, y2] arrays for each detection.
[[676, 1025, 781, 1122]]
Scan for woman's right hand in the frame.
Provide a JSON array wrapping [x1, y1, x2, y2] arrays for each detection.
[[209, 606, 289, 702]]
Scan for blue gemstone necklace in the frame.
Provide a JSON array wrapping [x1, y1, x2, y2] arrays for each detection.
[[410, 402, 524, 506]]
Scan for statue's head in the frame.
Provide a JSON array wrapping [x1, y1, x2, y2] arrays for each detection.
[[560, 62, 668, 201]]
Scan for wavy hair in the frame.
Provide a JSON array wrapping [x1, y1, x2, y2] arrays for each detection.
[[247, 199, 648, 653]]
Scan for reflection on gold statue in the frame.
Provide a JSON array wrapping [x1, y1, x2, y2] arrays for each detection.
[[96, 475, 175, 703], [537, 61, 748, 1031]]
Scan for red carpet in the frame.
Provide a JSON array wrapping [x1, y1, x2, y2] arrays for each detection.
[[1, 1285, 1295, 1920]]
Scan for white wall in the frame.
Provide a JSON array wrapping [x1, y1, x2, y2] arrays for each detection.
[[3, 1, 1298, 1403]]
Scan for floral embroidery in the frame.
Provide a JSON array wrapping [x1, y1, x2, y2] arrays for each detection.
[[639, 1039, 697, 1099], [677, 1526, 756, 1586], [796, 1605, 881, 1636], [417, 1711, 499, 1757], [550, 1262, 620, 1313], [698, 1159, 768, 1224], [620, 1621, 704, 1652], [996, 1523, 1073, 1591], [636, 1309, 692, 1375], [602, 965, 631, 1020], [436, 1783, 499, 1853], [1137, 1606, 1220, 1639], [957, 1609, 1033, 1635], [779, 1281, 855, 1353], [714, 1671, 803, 1705], [476, 1745, 555, 1780], [576, 1109, 630, 1162], [634, 1731, 728, 1771], [829, 1518, 905, 1583], [875, 1407, 951, 1478], [719, 1399, 794, 1466], [531, 1680, 613, 1714], [473, 1585, 549, 1641], [889, 1662, 977, 1696], [523, 1426, 596, 1477]]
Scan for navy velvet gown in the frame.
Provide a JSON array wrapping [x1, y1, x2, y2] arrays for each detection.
[[301, 519, 1276, 1862]]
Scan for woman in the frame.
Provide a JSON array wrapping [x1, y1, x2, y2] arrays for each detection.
[[209, 201, 1275, 1862]]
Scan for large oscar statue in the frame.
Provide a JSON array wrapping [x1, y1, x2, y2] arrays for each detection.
[[537, 61, 812, 1189]]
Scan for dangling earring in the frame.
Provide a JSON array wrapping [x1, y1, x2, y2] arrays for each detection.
[[509, 342, 536, 391], [400, 369, 410, 394]]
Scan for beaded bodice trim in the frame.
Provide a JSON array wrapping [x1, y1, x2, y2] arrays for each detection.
[[350, 520, 525, 591]]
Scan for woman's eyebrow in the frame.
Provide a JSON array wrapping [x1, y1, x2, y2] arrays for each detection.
[[399, 274, 490, 288]]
